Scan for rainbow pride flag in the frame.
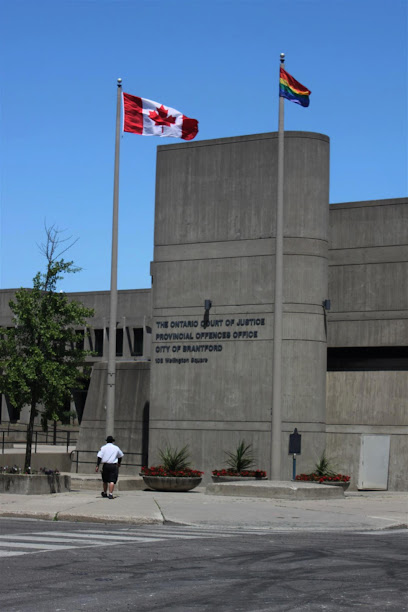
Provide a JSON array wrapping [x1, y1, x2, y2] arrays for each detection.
[[279, 67, 311, 107]]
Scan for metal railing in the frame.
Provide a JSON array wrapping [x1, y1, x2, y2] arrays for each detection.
[[70, 449, 143, 473], [1, 428, 77, 454]]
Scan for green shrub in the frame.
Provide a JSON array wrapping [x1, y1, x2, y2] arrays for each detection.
[[224, 440, 255, 473], [158, 445, 191, 472]]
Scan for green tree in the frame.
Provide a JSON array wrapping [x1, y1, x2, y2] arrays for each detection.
[[0, 226, 94, 472]]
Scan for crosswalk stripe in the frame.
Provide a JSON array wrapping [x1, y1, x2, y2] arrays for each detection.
[[0, 541, 77, 551], [85, 527, 265, 537], [0, 535, 111, 545], [83, 528, 216, 537], [0, 525, 268, 558], [32, 531, 172, 543], [121, 525, 268, 534], [34, 530, 208, 542], [88, 527, 204, 533]]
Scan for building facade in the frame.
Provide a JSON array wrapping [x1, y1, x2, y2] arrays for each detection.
[[1, 132, 407, 490]]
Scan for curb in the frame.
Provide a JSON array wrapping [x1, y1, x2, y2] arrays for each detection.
[[0, 511, 57, 521], [0, 510, 406, 531], [56, 513, 163, 525], [0, 510, 163, 525]]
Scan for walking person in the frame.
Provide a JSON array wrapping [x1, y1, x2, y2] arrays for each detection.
[[95, 435, 124, 499]]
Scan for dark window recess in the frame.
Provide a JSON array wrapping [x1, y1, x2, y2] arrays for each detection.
[[94, 329, 104, 357], [132, 327, 143, 357], [72, 378, 90, 425], [60, 397, 72, 425], [132, 328, 144, 357], [328, 346, 408, 371], [75, 329, 85, 351], [6, 395, 19, 423], [116, 328, 123, 357]]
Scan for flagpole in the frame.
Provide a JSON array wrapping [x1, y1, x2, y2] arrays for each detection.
[[271, 53, 285, 480], [106, 77, 122, 437]]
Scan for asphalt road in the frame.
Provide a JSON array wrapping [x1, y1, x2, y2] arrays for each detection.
[[0, 518, 407, 611]]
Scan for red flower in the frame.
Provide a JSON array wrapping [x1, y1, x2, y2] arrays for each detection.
[[295, 472, 350, 483]]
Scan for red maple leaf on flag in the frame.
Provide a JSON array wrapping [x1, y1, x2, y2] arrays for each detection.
[[149, 105, 177, 131]]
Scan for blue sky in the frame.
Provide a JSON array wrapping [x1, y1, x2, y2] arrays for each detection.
[[1, 0, 407, 292]]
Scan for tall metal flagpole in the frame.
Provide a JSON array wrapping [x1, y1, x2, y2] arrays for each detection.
[[106, 77, 122, 437], [271, 53, 285, 480]]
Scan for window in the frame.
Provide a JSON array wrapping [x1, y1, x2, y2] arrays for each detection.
[[94, 329, 104, 357], [116, 328, 123, 357], [132, 328, 144, 357], [327, 346, 408, 371]]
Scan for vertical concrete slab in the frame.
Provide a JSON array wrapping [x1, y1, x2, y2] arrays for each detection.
[[150, 132, 330, 481], [75, 362, 150, 474]]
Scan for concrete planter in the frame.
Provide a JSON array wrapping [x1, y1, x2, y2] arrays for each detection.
[[0, 473, 71, 495], [142, 475, 202, 492], [320, 480, 350, 491], [211, 475, 266, 482]]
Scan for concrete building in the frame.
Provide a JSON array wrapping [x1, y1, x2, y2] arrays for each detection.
[[1, 131, 407, 490], [327, 198, 408, 491]]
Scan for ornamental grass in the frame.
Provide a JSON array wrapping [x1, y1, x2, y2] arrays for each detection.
[[295, 450, 350, 483], [212, 440, 266, 478], [141, 444, 203, 477]]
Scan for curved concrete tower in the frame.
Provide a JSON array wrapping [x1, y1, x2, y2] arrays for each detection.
[[150, 131, 330, 480]]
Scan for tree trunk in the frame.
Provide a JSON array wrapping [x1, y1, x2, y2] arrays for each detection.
[[24, 397, 37, 473]]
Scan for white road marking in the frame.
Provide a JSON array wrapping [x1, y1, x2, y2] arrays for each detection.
[[0, 534, 110, 545], [0, 525, 267, 559], [0, 541, 76, 550], [32, 531, 169, 542]]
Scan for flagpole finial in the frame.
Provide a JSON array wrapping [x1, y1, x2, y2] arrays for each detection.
[[117, 78, 122, 87], [280, 53, 285, 64]]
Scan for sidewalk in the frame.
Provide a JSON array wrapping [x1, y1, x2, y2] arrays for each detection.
[[0, 477, 406, 532]]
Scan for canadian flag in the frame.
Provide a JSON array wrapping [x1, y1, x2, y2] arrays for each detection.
[[122, 93, 198, 141]]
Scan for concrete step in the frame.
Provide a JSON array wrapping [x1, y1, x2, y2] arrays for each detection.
[[65, 473, 145, 492], [206, 480, 345, 499], [67, 475, 346, 500]]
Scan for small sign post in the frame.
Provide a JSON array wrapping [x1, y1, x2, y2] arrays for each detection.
[[289, 428, 301, 481]]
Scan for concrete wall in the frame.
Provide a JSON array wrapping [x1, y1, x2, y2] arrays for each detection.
[[0, 473, 71, 494], [75, 361, 150, 475], [326, 371, 408, 491], [328, 198, 408, 347], [150, 131, 330, 481], [326, 198, 408, 490]]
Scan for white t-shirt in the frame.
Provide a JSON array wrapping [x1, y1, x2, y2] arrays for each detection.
[[97, 443, 124, 464]]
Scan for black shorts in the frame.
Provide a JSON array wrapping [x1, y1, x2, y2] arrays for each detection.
[[102, 463, 119, 484]]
